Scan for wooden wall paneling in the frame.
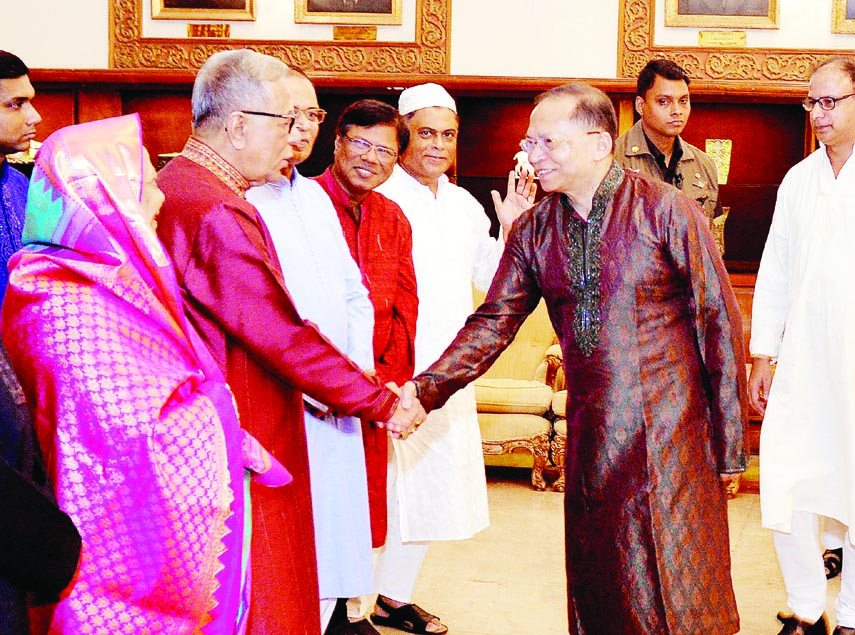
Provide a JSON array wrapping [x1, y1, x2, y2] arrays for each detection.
[[77, 90, 124, 124], [31, 91, 76, 143], [679, 102, 806, 266], [455, 96, 538, 235], [122, 90, 193, 161], [680, 102, 806, 185], [718, 184, 779, 267], [456, 97, 534, 178]]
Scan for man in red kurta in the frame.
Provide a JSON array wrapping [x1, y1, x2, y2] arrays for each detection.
[[314, 99, 418, 550], [156, 50, 424, 635], [404, 83, 748, 634]]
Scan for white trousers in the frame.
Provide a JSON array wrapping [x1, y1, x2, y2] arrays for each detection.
[[348, 440, 429, 619], [320, 598, 336, 633], [375, 437, 430, 601], [774, 511, 855, 627]]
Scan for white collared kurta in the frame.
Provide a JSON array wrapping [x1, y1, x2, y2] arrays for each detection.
[[247, 169, 376, 598], [753, 144, 855, 536], [376, 165, 499, 541]]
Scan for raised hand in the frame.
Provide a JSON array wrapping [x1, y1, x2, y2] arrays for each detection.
[[491, 170, 537, 239]]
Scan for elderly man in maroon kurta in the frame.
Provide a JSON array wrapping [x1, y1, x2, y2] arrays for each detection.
[[156, 49, 424, 635], [314, 99, 418, 550], [403, 83, 748, 634]]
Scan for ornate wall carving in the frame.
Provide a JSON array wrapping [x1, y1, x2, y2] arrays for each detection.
[[110, 0, 449, 74], [619, 0, 839, 82]]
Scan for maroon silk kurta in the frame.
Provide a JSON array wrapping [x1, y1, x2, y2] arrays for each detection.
[[315, 168, 418, 546], [157, 146, 399, 635], [415, 166, 748, 635]]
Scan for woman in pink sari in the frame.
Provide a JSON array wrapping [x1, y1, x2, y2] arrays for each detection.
[[0, 114, 288, 634]]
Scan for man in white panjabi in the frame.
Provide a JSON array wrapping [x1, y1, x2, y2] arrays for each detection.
[[372, 82, 535, 634], [749, 56, 855, 635], [246, 69, 379, 635]]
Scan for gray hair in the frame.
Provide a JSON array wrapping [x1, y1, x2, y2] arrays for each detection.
[[535, 82, 618, 146], [812, 56, 855, 86], [192, 49, 290, 133]]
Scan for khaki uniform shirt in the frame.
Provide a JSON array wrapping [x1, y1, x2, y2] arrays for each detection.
[[614, 120, 720, 223]]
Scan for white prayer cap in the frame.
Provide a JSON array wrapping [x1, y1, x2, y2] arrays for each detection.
[[398, 83, 457, 116]]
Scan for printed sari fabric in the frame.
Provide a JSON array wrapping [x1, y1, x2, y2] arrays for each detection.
[[0, 114, 266, 635]]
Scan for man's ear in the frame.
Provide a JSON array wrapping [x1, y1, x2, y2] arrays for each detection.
[[593, 132, 613, 162], [635, 95, 644, 117], [225, 111, 248, 150]]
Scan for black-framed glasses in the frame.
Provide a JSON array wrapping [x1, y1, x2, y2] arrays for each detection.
[[519, 131, 602, 154], [239, 110, 297, 131], [801, 93, 855, 111], [293, 107, 327, 124], [344, 135, 398, 163]]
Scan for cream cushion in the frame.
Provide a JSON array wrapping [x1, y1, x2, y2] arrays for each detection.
[[474, 378, 553, 415], [477, 412, 552, 440], [551, 389, 567, 419]]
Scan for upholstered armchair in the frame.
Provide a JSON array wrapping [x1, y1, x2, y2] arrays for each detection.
[[472, 291, 558, 490], [542, 344, 568, 492]]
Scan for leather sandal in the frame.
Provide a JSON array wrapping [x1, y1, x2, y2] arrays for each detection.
[[371, 595, 448, 634], [824, 548, 843, 580], [776, 612, 830, 635]]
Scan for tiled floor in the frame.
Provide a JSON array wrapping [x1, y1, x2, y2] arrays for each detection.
[[371, 464, 841, 635]]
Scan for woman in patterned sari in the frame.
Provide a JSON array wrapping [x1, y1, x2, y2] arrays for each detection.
[[0, 114, 289, 634]]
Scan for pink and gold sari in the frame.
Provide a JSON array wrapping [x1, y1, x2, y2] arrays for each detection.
[[0, 115, 286, 634]]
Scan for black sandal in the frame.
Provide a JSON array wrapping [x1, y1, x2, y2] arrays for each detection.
[[824, 547, 843, 580], [371, 596, 448, 634]]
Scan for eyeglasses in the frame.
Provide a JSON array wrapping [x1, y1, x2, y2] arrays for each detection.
[[801, 93, 855, 111], [293, 107, 327, 124], [519, 131, 602, 154], [344, 135, 398, 163], [239, 110, 297, 131]]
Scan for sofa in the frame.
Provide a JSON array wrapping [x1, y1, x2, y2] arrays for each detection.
[[472, 289, 559, 490]]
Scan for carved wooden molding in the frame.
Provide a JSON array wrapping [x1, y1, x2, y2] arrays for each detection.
[[110, 0, 449, 75], [481, 433, 550, 491], [619, 0, 845, 82]]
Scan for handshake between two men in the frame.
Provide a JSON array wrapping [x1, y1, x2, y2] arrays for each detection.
[[379, 381, 426, 440]]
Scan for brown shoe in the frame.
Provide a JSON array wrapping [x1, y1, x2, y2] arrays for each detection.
[[777, 613, 829, 635]]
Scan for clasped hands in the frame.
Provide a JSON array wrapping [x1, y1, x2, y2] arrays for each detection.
[[377, 381, 424, 440]]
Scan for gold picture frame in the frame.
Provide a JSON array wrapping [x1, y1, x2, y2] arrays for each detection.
[[111, 0, 448, 74], [832, 0, 855, 34], [295, 0, 402, 26], [151, 0, 255, 21], [619, 0, 841, 82], [665, 0, 780, 30]]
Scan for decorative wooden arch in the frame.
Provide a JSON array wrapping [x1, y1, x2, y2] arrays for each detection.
[[619, 0, 847, 82], [110, 0, 449, 75]]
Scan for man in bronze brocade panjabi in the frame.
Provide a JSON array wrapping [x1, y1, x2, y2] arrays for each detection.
[[401, 82, 749, 635]]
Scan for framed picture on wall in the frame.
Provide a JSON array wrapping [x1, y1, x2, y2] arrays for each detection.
[[151, 0, 255, 21], [665, 0, 780, 29], [295, 0, 402, 25], [832, 0, 855, 33]]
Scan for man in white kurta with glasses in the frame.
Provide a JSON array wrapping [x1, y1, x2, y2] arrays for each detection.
[[750, 56, 855, 635], [247, 68, 378, 635]]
